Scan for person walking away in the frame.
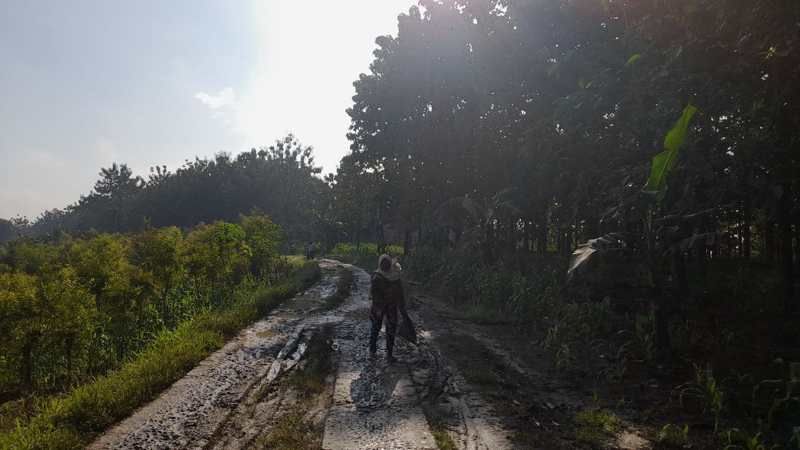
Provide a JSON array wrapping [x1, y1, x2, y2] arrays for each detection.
[[369, 254, 406, 363]]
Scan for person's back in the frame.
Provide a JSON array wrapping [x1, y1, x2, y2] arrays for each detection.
[[369, 254, 405, 363], [371, 271, 403, 306]]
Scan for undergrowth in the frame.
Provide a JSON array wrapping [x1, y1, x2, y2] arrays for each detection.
[[656, 423, 690, 448], [408, 245, 799, 449], [574, 408, 622, 446], [430, 425, 458, 450]]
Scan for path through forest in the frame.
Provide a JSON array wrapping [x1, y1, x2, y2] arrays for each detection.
[[90, 260, 650, 449]]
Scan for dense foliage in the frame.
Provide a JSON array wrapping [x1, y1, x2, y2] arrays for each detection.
[[0, 261, 320, 450], [10, 135, 328, 245], [335, 0, 800, 446], [338, 0, 800, 341], [0, 213, 286, 398], [342, 0, 799, 282]]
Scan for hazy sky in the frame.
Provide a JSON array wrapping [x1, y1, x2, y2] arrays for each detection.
[[0, 0, 416, 219]]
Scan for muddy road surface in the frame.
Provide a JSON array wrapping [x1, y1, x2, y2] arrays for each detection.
[[90, 259, 578, 449]]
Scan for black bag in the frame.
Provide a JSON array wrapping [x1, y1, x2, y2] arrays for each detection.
[[397, 312, 417, 345]]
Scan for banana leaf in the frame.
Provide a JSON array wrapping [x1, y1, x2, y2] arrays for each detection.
[[643, 104, 698, 200]]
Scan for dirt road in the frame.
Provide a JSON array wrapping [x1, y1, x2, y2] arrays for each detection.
[[88, 259, 660, 449], [89, 260, 514, 450], [89, 259, 655, 449]]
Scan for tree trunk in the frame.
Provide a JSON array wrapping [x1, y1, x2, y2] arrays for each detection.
[[525, 219, 532, 252], [585, 214, 599, 241], [21, 335, 36, 391], [793, 223, 799, 268], [743, 196, 752, 260], [764, 221, 775, 263], [778, 183, 795, 314], [673, 248, 689, 299], [646, 210, 671, 359], [654, 297, 671, 360], [376, 213, 385, 255], [65, 335, 74, 385], [161, 284, 171, 327], [537, 207, 548, 254]]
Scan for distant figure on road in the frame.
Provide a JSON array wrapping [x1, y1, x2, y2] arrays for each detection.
[[305, 241, 315, 260], [369, 254, 407, 363]]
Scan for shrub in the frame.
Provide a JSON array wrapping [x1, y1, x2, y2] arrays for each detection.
[[0, 261, 320, 450], [184, 222, 250, 289], [657, 423, 690, 448], [240, 213, 283, 277], [0, 218, 291, 437], [574, 408, 621, 446]]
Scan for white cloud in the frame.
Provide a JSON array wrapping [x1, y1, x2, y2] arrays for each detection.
[[194, 86, 236, 109]]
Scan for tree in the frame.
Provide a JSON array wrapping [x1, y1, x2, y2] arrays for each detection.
[[184, 222, 250, 291], [0, 219, 17, 244], [0, 272, 41, 390], [130, 226, 185, 324], [240, 212, 283, 278]]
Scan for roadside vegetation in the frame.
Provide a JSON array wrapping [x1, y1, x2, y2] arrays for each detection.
[[0, 214, 320, 449]]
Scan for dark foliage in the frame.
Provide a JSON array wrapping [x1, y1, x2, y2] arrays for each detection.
[[16, 135, 328, 246]]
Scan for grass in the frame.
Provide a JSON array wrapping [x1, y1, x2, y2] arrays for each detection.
[[431, 427, 458, 450], [256, 410, 317, 450], [426, 415, 458, 450], [284, 254, 308, 268], [656, 423, 689, 448], [574, 408, 621, 446], [0, 261, 321, 450]]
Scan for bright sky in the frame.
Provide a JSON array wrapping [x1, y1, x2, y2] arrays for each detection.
[[0, 0, 416, 219]]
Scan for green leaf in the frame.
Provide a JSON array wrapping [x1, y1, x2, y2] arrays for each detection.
[[625, 54, 641, 67], [643, 104, 698, 200], [663, 104, 697, 154]]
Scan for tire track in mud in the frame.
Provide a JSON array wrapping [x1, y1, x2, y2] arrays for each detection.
[[320, 264, 513, 450], [321, 267, 438, 450], [414, 296, 583, 449]]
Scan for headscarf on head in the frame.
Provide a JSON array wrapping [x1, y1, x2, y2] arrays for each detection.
[[376, 253, 402, 281]]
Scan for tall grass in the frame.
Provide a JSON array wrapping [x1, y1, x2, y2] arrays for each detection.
[[0, 262, 320, 450]]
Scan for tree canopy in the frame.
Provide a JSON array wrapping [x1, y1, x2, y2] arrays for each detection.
[[17, 135, 328, 247]]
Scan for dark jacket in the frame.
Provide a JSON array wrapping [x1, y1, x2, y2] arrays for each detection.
[[370, 272, 405, 309]]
